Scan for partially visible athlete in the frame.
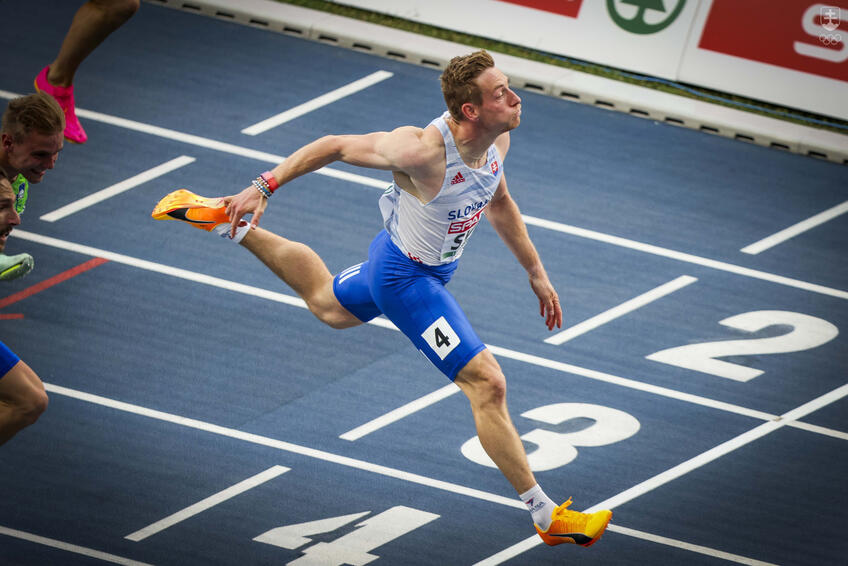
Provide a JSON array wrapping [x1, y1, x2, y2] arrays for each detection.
[[0, 168, 49, 445], [0, 92, 65, 281], [35, 0, 140, 144], [153, 50, 611, 547]]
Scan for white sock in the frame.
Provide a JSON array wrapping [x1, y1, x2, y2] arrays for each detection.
[[520, 484, 556, 531], [214, 220, 250, 244]]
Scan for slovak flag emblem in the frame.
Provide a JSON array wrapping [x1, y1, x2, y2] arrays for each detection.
[[491, 160, 499, 175]]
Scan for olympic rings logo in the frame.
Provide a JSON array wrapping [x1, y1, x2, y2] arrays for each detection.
[[819, 32, 843, 45]]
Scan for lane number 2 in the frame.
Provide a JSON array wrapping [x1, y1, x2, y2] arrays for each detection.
[[646, 310, 839, 382]]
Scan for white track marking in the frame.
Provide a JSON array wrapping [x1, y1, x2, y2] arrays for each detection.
[[340, 383, 460, 441], [40, 156, 196, 222], [473, 524, 778, 566], [545, 275, 698, 345], [741, 200, 848, 255], [11, 229, 845, 441], [788, 419, 848, 440], [485, 344, 776, 421], [475, 382, 848, 565], [521, 214, 848, 300], [0, 90, 387, 190], [0, 526, 153, 566], [43, 382, 524, 510], [242, 71, 393, 135], [11, 229, 398, 330], [126, 466, 290, 541], [43, 381, 845, 566], [1, 90, 843, 298], [607, 525, 778, 566]]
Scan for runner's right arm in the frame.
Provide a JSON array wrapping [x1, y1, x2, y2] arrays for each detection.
[[223, 128, 429, 235]]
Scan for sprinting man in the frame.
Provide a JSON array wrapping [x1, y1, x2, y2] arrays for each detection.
[[35, 0, 140, 144], [0, 92, 65, 280], [153, 50, 612, 547], [0, 169, 49, 445]]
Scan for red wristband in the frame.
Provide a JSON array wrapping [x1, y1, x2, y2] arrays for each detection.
[[260, 171, 279, 192]]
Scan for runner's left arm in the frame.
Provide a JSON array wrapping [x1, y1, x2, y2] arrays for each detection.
[[485, 174, 563, 331]]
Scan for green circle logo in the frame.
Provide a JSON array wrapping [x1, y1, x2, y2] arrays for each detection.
[[607, 0, 687, 35]]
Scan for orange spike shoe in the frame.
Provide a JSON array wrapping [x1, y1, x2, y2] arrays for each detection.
[[535, 498, 612, 547], [151, 189, 230, 231]]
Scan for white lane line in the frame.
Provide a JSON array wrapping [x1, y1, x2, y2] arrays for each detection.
[[340, 383, 460, 441], [40, 156, 196, 222], [475, 381, 848, 565], [242, 70, 394, 135], [2, 90, 843, 299], [0, 525, 153, 566], [741, 200, 848, 255], [471, 535, 540, 566], [0, 90, 387, 190], [545, 275, 698, 345], [14, 228, 848, 441], [343, 338, 847, 442], [475, 523, 777, 566], [607, 525, 778, 566], [788, 420, 848, 441], [485, 344, 776, 422], [43, 383, 524, 511], [522, 214, 848, 300], [44, 379, 844, 566], [592, 381, 848, 511], [126, 465, 290, 542], [10, 229, 399, 331]]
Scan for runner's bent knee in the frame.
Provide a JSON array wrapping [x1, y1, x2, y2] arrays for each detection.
[[456, 350, 507, 406], [0, 368, 48, 425], [307, 280, 361, 329], [17, 390, 48, 425]]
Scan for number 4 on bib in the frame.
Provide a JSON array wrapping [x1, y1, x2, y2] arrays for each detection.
[[422, 316, 460, 360]]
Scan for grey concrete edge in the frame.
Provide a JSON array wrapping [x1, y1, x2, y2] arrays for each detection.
[[147, 0, 848, 164]]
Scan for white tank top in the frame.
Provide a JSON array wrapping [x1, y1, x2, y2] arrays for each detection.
[[379, 112, 503, 266]]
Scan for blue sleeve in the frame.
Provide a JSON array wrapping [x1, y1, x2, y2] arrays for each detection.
[[0, 341, 21, 377]]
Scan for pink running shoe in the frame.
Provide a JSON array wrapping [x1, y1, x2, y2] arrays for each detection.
[[34, 65, 87, 144]]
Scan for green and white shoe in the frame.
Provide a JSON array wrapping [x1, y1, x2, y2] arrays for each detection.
[[0, 253, 34, 281]]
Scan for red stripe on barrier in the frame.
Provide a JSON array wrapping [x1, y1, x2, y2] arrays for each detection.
[[497, 0, 582, 18], [0, 257, 109, 310]]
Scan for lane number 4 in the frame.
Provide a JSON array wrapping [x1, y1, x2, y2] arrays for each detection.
[[255, 506, 439, 566]]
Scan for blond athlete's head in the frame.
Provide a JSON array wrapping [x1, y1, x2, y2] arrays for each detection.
[[441, 50, 496, 122]]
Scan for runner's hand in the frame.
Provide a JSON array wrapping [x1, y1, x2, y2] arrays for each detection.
[[223, 185, 268, 238], [529, 271, 563, 331]]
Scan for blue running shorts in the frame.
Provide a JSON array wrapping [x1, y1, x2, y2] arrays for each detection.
[[0, 340, 21, 378], [333, 230, 486, 380]]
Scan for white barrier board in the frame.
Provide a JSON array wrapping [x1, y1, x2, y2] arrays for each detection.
[[331, 0, 697, 80], [333, 0, 848, 120]]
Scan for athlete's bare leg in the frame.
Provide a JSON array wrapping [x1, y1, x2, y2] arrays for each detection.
[[0, 361, 48, 446], [47, 0, 140, 87], [240, 227, 361, 329], [454, 349, 536, 494]]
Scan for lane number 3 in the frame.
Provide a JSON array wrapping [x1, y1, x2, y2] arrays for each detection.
[[462, 403, 640, 471]]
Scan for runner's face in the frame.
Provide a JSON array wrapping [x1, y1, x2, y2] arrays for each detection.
[[2, 130, 63, 183], [0, 180, 21, 253], [474, 67, 522, 132]]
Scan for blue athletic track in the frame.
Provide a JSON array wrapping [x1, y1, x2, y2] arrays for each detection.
[[1, 1, 846, 565]]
